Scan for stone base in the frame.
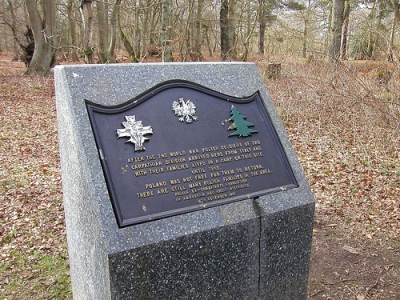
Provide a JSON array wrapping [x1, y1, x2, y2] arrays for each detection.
[[55, 62, 314, 299]]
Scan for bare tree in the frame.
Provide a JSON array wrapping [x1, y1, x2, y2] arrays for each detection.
[[95, 0, 125, 63], [3, 0, 21, 60], [258, 0, 267, 54], [117, 0, 138, 62], [25, 0, 57, 75], [80, 0, 94, 63], [328, 0, 345, 62], [66, 0, 79, 61], [220, 0, 236, 60], [236, 0, 257, 61], [340, 0, 350, 60], [387, 0, 399, 61], [161, 0, 173, 61]]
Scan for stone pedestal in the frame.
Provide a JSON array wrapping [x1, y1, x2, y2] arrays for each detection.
[[55, 62, 314, 299]]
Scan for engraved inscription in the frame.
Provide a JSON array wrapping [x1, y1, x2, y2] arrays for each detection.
[[125, 140, 273, 204]]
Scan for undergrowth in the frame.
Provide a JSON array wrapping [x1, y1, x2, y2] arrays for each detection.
[[263, 57, 399, 241]]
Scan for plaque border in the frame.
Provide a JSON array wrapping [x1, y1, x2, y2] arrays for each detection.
[[86, 80, 298, 227]]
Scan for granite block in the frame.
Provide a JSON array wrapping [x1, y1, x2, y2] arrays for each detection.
[[54, 62, 314, 299]]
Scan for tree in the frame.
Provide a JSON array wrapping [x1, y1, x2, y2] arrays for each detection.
[[237, 0, 258, 60], [3, 0, 22, 60], [369, 0, 384, 59], [118, 0, 137, 62], [340, 0, 350, 60], [96, 0, 121, 63], [220, 0, 236, 60], [387, 0, 399, 61], [258, 0, 277, 54], [66, 0, 79, 62], [80, 0, 94, 63], [107, 0, 122, 63], [185, 0, 205, 61], [328, 0, 345, 62], [301, 0, 312, 58], [25, 0, 57, 75], [161, 0, 173, 62]]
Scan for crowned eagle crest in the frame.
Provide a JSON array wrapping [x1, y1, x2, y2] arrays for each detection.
[[172, 98, 198, 123]]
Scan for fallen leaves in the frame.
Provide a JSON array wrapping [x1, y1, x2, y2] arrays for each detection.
[[267, 60, 400, 242], [0, 56, 69, 299], [1, 54, 399, 299]]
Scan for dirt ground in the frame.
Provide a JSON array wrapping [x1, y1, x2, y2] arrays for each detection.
[[308, 216, 399, 299], [0, 53, 399, 299]]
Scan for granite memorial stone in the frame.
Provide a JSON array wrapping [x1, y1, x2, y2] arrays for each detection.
[[55, 62, 315, 299]]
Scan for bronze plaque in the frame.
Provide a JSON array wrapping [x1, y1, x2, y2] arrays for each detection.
[[86, 80, 297, 227]]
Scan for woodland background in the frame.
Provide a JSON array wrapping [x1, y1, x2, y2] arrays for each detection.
[[1, 0, 400, 72], [0, 0, 399, 299]]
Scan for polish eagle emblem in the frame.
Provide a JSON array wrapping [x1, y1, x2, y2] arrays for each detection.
[[116, 115, 153, 151], [172, 98, 198, 123]]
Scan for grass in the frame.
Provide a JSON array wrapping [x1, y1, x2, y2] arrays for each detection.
[[1, 250, 70, 300]]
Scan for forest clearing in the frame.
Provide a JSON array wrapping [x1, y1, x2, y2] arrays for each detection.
[[0, 51, 399, 299]]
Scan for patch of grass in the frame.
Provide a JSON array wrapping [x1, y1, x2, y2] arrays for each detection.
[[0, 250, 71, 299], [33, 254, 71, 299]]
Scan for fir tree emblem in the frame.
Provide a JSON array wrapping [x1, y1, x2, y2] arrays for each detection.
[[227, 105, 258, 137], [117, 115, 153, 151]]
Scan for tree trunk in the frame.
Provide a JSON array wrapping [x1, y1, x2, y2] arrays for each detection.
[[106, 0, 121, 63], [241, 0, 256, 61], [387, 0, 399, 61], [149, 2, 160, 45], [302, 18, 308, 58], [142, 1, 149, 56], [328, 0, 345, 62], [67, 0, 79, 61], [6, 0, 21, 60], [161, 0, 173, 62], [117, 0, 137, 62], [373, 0, 382, 58], [96, 0, 109, 63], [220, 0, 235, 60], [185, 0, 194, 59], [340, 0, 350, 60], [202, 23, 213, 57], [302, 0, 311, 58], [80, 1, 94, 64], [220, 0, 229, 59], [195, 0, 204, 54], [368, 0, 383, 59], [228, 0, 236, 55], [324, 0, 333, 52], [25, 0, 56, 75], [258, 0, 267, 54], [134, 3, 141, 59]]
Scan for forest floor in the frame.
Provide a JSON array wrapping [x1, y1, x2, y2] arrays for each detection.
[[0, 52, 399, 299]]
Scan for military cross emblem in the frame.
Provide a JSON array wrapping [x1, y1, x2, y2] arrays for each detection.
[[116, 115, 153, 151]]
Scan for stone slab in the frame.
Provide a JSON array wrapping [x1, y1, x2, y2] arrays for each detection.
[[54, 62, 315, 299]]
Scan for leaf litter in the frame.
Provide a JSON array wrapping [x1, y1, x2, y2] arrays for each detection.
[[0, 53, 399, 299]]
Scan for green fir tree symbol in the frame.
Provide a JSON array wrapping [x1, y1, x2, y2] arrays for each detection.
[[227, 105, 258, 137]]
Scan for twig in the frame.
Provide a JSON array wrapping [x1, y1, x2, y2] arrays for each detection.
[[324, 278, 355, 285], [365, 275, 381, 298], [345, 285, 357, 296], [310, 289, 324, 297]]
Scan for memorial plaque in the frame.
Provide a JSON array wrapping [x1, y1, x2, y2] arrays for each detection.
[[86, 80, 297, 227]]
